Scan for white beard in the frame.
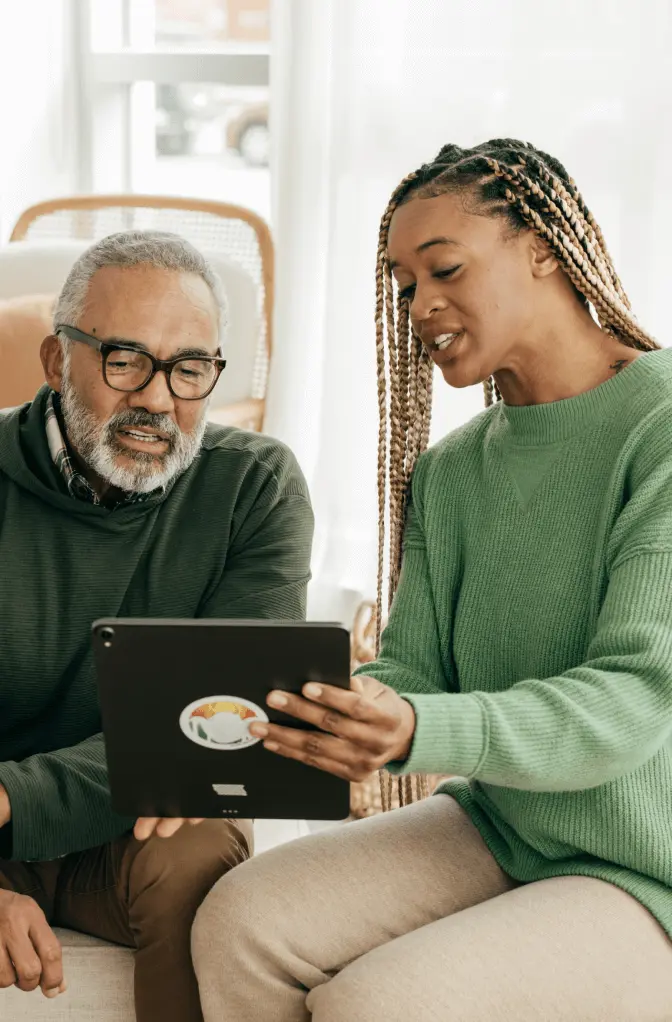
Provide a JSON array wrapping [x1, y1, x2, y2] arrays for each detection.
[[59, 363, 208, 495]]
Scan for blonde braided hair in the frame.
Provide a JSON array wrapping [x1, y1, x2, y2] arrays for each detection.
[[374, 138, 658, 812]]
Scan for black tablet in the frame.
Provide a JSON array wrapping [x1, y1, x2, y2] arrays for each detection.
[[92, 619, 351, 821]]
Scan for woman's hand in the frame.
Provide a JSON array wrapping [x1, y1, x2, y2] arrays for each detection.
[[134, 818, 205, 841], [248, 675, 416, 781]]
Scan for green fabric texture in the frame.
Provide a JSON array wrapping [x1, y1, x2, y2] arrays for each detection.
[[0, 386, 314, 861], [356, 349, 672, 940]]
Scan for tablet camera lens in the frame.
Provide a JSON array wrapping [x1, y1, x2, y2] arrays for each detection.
[[100, 626, 115, 647]]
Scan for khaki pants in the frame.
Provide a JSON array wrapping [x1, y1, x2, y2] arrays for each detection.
[[192, 797, 672, 1021], [0, 819, 252, 1022]]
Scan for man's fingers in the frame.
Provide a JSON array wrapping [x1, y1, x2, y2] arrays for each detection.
[[29, 919, 64, 996], [154, 818, 188, 839], [135, 817, 204, 841], [134, 817, 159, 841], [6, 932, 43, 993], [0, 945, 16, 989]]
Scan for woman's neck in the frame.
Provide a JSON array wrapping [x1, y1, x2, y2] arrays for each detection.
[[494, 312, 643, 407]]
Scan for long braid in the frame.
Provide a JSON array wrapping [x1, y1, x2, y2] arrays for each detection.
[[372, 138, 658, 812], [500, 181, 654, 349], [486, 158, 624, 312], [374, 207, 392, 654], [392, 294, 413, 586], [384, 258, 403, 610]]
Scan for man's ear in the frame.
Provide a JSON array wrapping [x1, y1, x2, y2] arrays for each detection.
[[528, 234, 559, 279], [41, 335, 65, 392]]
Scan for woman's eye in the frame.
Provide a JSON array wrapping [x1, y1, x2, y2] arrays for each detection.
[[397, 265, 462, 302], [435, 265, 461, 279]]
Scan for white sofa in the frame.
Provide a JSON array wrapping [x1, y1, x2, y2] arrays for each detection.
[[0, 930, 135, 1021]]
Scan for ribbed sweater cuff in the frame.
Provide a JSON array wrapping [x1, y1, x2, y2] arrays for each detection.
[[388, 693, 486, 777], [0, 760, 34, 860]]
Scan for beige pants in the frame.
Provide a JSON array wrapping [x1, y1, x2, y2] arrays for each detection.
[[192, 795, 672, 1021]]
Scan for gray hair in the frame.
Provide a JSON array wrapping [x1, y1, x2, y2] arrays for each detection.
[[53, 230, 227, 343]]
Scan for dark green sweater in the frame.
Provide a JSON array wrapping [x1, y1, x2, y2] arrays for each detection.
[[0, 387, 314, 861]]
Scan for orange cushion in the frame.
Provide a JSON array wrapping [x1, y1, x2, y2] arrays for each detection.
[[0, 294, 54, 408]]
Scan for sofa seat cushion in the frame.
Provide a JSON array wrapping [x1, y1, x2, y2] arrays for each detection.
[[0, 928, 135, 1021]]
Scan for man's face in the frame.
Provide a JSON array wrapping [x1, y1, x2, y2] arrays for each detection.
[[43, 264, 220, 495]]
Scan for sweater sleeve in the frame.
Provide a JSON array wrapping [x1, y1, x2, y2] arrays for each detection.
[[379, 431, 672, 791], [198, 443, 314, 620], [0, 735, 134, 861], [353, 471, 456, 696]]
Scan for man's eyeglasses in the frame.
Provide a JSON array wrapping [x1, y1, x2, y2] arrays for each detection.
[[56, 324, 227, 401]]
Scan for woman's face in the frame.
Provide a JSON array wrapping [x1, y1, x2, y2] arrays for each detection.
[[387, 190, 557, 389]]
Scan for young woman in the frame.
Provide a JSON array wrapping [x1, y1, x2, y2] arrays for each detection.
[[192, 140, 672, 1021]]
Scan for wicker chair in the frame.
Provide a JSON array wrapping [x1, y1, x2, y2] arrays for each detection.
[[8, 195, 274, 432]]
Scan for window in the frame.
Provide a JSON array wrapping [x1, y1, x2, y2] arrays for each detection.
[[155, 0, 269, 48], [81, 0, 270, 220]]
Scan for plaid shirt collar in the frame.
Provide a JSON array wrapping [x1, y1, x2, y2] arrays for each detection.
[[45, 391, 157, 509]]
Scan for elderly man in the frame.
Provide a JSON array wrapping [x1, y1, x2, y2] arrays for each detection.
[[0, 231, 313, 1021]]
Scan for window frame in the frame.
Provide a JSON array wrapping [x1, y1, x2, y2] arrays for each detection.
[[77, 0, 270, 193]]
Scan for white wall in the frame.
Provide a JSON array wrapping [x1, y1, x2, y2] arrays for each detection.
[[0, 0, 80, 241]]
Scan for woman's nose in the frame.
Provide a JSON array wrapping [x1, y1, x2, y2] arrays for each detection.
[[411, 288, 448, 323]]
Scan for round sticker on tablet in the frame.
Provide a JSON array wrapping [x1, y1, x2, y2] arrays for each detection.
[[179, 696, 268, 751]]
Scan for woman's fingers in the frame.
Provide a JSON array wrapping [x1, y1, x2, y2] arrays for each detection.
[[251, 706, 387, 755], [265, 682, 397, 735], [262, 741, 360, 782], [256, 723, 384, 781], [303, 680, 396, 723]]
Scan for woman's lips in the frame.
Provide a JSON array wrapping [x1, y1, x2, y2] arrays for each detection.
[[429, 331, 465, 363]]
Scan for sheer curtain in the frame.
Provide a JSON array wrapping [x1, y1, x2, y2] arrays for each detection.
[[268, 0, 672, 624], [0, 0, 79, 241]]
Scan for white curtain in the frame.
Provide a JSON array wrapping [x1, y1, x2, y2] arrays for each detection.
[[268, 0, 672, 624], [0, 0, 78, 240]]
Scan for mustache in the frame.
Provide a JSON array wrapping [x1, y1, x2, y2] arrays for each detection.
[[104, 409, 181, 444]]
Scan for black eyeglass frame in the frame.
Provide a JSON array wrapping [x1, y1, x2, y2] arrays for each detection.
[[55, 324, 227, 401]]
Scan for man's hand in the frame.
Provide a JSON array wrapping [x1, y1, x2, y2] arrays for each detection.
[[0, 890, 66, 998], [248, 675, 417, 782], [0, 785, 11, 828], [134, 818, 205, 841]]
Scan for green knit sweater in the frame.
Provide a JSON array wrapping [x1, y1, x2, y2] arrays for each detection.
[[0, 386, 313, 861], [357, 350, 672, 940]]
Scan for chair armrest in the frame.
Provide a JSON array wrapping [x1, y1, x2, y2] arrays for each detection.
[[208, 398, 265, 432]]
